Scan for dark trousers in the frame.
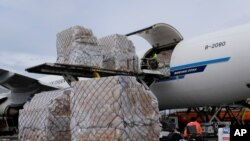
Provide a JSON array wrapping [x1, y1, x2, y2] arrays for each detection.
[[188, 136, 203, 141]]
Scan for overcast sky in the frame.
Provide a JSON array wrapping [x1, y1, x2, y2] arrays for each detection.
[[1, 0, 250, 78]]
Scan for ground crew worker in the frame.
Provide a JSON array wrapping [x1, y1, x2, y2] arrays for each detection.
[[149, 53, 159, 69], [184, 117, 203, 141], [152, 53, 158, 61]]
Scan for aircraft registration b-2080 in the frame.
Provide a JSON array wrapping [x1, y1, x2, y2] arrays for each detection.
[[0, 23, 250, 118]]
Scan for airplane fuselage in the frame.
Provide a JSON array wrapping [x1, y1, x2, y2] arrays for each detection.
[[1, 23, 249, 116], [151, 24, 250, 110]]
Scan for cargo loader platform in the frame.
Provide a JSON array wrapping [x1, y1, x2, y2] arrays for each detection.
[[26, 63, 168, 83], [26, 63, 138, 78]]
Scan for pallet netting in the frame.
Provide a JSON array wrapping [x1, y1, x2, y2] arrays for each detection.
[[157, 50, 172, 76], [19, 89, 72, 141], [68, 44, 104, 68], [18, 76, 161, 141], [98, 34, 139, 72], [56, 26, 139, 73], [70, 76, 160, 141], [56, 26, 97, 64], [98, 34, 136, 54]]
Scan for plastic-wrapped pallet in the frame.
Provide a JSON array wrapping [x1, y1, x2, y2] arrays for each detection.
[[99, 34, 139, 72], [157, 50, 173, 76], [19, 89, 72, 141], [157, 50, 173, 68], [69, 44, 103, 67], [71, 76, 160, 141], [103, 53, 139, 72], [56, 25, 97, 64], [98, 34, 135, 53]]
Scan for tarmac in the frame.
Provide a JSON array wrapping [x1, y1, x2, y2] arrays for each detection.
[[0, 135, 17, 141], [205, 138, 217, 141], [0, 137, 218, 141], [0, 135, 218, 141]]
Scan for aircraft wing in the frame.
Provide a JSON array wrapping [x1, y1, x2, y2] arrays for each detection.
[[0, 68, 57, 93]]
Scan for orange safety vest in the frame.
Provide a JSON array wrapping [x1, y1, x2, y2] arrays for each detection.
[[184, 121, 202, 137]]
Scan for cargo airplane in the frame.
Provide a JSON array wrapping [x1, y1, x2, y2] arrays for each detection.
[[0, 23, 250, 118]]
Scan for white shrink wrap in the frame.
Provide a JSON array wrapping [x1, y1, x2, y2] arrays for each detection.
[[103, 52, 139, 72], [157, 50, 173, 76], [70, 76, 160, 141], [19, 89, 72, 141], [56, 27, 139, 72], [69, 44, 103, 67], [99, 34, 139, 72], [98, 34, 135, 53], [56, 26, 97, 64]]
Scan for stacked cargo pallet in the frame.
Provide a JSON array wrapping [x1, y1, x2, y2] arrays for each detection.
[[69, 44, 104, 68], [70, 76, 160, 141], [98, 34, 139, 72], [56, 26, 139, 72], [56, 25, 98, 64], [19, 26, 160, 141], [19, 76, 160, 141], [157, 50, 173, 76], [19, 89, 72, 141]]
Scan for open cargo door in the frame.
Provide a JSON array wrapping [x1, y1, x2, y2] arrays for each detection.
[[127, 23, 183, 78], [126, 23, 183, 49]]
